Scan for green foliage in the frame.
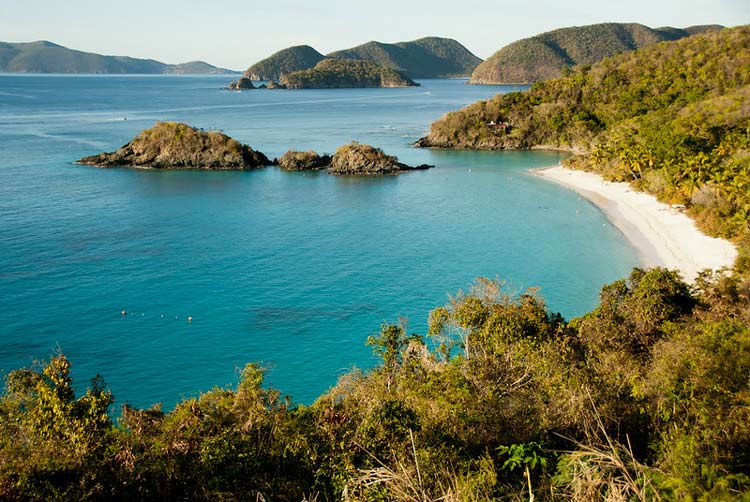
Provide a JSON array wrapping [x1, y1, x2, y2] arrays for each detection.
[[497, 442, 548, 472], [2, 270, 750, 500]]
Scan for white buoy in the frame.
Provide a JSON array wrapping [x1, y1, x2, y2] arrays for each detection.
[[121, 310, 127, 316], [188, 316, 193, 322]]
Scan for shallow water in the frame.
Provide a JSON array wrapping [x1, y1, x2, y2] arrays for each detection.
[[0, 75, 639, 407]]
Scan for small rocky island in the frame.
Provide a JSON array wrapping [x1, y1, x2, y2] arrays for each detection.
[[77, 122, 270, 169], [279, 143, 432, 175], [227, 77, 255, 90], [279, 59, 419, 89], [277, 150, 332, 171]]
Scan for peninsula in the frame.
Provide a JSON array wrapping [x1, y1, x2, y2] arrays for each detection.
[[77, 122, 270, 169]]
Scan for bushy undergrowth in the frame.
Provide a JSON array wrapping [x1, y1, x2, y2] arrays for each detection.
[[1, 269, 749, 501]]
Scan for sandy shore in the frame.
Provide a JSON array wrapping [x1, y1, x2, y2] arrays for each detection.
[[534, 166, 737, 282]]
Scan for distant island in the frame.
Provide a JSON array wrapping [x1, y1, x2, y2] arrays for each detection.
[[278, 143, 432, 174], [239, 37, 482, 83], [0, 41, 237, 74], [277, 59, 418, 89], [77, 122, 269, 169], [469, 23, 724, 84]]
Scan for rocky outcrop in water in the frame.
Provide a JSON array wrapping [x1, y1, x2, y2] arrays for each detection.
[[277, 143, 432, 175], [77, 122, 270, 169], [227, 77, 255, 90]]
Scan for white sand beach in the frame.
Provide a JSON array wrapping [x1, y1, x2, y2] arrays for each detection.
[[534, 166, 738, 282]]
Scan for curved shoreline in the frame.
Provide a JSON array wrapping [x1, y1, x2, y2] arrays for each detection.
[[533, 166, 738, 282]]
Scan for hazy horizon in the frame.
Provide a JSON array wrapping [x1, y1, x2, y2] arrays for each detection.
[[2, 0, 748, 70]]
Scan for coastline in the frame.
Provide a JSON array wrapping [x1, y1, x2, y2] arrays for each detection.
[[533, 165, 738, 282]]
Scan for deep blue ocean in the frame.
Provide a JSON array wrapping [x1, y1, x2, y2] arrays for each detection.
[[0, 75, 639, 408]]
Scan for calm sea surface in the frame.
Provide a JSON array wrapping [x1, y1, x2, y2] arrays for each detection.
[[0, 75, 639, 407]]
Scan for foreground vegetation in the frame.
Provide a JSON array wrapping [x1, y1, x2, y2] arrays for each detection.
[[1, 268, 749, 500], [420, 26, 750, 273]]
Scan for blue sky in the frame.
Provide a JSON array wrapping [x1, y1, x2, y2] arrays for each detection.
[[2, 0, 748, 70]]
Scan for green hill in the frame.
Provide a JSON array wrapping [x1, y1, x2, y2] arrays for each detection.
[[0, 41, 236, 74], [238, 37, 481, 82], [243, 45, 326, 80], [279, 58, 418, 89], [327, 36, 482, 78], [419, 26, 750, 270], [469, 23, 724, 84]]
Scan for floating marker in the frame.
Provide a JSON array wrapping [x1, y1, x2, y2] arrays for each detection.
[[188, 316, 193, 322], [121, 310, 127, 316]]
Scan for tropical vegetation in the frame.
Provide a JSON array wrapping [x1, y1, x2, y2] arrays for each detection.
[[420, 26, 750, 273]]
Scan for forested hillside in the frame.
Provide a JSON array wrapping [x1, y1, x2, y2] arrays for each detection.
[[468, 23, 723, 84], [419, 26, 750, 271]]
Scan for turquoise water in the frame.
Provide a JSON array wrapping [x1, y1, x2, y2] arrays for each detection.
[[0, 75, 639, 407]]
